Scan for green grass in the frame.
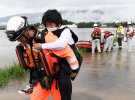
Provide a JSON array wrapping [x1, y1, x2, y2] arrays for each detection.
[[0, 63, 26, 86], [78, 48, 90, 54]]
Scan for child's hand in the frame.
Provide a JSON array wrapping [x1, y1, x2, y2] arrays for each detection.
[[33, 43, 42, 50]]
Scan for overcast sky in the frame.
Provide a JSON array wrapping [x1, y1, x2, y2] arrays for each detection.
[[0, 0, 135, 22]]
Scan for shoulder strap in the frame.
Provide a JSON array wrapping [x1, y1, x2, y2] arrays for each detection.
[[52, 26, 78, 43], [40, 49, 53, 77], [16, 44, 28, 69], [41, 28, 47, 43]]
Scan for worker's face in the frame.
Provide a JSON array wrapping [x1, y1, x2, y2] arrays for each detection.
[[28, 29, 35, 38], [18, 29, 29, 45], [18, 28, 35, 44]]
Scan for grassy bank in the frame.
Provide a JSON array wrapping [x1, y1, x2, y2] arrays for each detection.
[[78, 48, 90, 54], [0, 63, 26, 86]]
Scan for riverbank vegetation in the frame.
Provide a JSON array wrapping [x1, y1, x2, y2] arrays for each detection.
[[32, 19, 135, 28], [78, 48, 90, 54], [0, 63, 26, 86]]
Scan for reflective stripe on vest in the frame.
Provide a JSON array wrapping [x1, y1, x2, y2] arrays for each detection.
[[66, 56, 79, 70]]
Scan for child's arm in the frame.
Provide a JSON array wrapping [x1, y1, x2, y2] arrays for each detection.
[[34, 29, 73, 50]]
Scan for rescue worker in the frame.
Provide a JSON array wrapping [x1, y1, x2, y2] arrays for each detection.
[[91, 23, 101, 54], [18, 16, 34, 95], [34, 9, 82, 100], [5, 16, 61, 100], [115, 21, 124, 49], [103, 30, 114, 52], [125, 22, 134, 52]]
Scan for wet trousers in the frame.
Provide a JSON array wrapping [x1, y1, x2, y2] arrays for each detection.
[[92, 39, 101, 53], [103, 35, 114, 52], [31, 80, 61, 100], [127, 36, 133, 52], [118, 38, 123, 47]]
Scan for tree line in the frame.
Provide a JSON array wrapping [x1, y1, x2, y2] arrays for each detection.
[[32, 19, 135, 28]]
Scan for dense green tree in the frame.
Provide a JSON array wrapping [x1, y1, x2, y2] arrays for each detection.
[[33, 23, 40, 28], [77, 22, 95, 28], [62, 19, 74, 25]]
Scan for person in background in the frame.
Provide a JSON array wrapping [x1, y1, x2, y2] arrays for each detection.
[[91, 23, 101, 54], [125, 22, 134, 52], [115, 21, 124, 49], [102, 30, 114, 52]]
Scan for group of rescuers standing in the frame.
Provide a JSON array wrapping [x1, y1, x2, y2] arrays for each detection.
[[91, 21, 134, 54], [5, 9, 134, 100]]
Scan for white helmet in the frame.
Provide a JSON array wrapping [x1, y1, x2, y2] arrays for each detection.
[[93, 23, 98, 27], [6, 16, 28, 41], [127, 21, 132, 25]]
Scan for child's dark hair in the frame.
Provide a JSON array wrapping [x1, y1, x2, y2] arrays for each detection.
[[42, 9, 62, 26]]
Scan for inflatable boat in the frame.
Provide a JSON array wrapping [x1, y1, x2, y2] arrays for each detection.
[[76, 40, 104, 50]]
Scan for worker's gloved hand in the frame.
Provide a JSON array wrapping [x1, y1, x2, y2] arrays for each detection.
[[33, 43, 42, 50]]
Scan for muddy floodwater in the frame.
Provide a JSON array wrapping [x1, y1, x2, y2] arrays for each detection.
[[1, 29, 135, 100]]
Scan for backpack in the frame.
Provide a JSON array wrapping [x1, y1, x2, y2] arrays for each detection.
[[16, 44, 28, 69], [16, 43, 59, 90]]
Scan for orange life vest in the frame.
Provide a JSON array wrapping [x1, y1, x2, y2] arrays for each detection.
[[16, 42, 59, 90], [42, 32, 79, 70], [16, 43, 40, 69], [39, 49, 59, 77], [127, 28, 134, 37], [104, 31, 113, 39], [91, 28, 101, 39]]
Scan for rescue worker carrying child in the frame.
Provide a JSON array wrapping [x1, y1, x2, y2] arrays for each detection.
[[5, 14, 82, 100], [33, 9, 82, 100], [5, 16, 62, 100]]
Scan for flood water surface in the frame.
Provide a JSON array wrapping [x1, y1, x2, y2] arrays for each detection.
[[73, 49, 135, 100]]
